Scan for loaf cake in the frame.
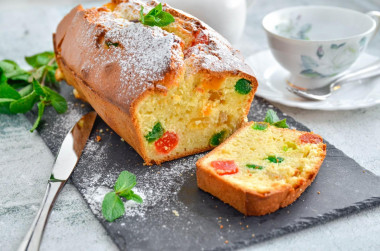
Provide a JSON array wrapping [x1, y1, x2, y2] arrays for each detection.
[[54, 0, 258, 165], [196, 121, 326, 216]]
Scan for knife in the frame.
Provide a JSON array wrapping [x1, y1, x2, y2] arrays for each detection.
[[18, 111, 97, 251]]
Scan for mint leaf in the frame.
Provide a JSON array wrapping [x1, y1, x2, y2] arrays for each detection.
[[102, 171, 144, 221], [252, 122, 268, 131], [45, 64, 58, 84], [264, 109, 279, 124], [120, 190, 143, 204], [9, 91, 38, 113], [266, 155, 284, 163], [43, 86, 67, 114], [246, 164, 264, 170], [25, 51, 55, 68], [33, 80, 46, 97], [0, 60, 30, 82], [140, 6, 145, 24], [0, 68, 7, 84], [0, 98, 16, 103], [102, 192, 125, 222], [209, 130, 227, 147], [0, 82, 21, 100], [18, 84, 33, 97], [144, 122, 164, 143], [129, 192, 143, 204], [273, 119, 289, 128], [264, 109, 289, 128], [30, 102, 45, 132], [114, 171, 137, 195], [234, 78, 252, 95], [140, 3, 175, 27], [0, 104, 13, 114]]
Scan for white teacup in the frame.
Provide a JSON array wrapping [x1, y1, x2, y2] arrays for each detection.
[[262, 6, 380, 89], [163, 0, 255, 44]]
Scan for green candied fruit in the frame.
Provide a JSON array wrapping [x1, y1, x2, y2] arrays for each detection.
[[234, 78, 252, 95], [144, 122, 164, 143], [283, 142, 297, 152], [246, 164, 264, 170], [209, 130, 227, 147], [266, 155, 284, 163], [252, 122, 268, 131]]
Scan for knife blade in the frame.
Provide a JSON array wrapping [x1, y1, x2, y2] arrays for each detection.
[[18, 111, 97, 251]]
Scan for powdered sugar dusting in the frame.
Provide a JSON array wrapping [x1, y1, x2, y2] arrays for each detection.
[[94, 10, 183, 104], [66, 8, 182, 111], [74, 127, 203, 221]]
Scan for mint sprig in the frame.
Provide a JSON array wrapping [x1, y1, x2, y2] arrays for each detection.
[[0, 51, 67, 131], [102, 171, 143, 222], [264, 109, 289, 128], [140, 3, 175, 27]]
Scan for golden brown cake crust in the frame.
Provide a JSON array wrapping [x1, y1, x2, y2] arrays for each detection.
[[196, 122, 327, 216], [54, 1, 258, 165]]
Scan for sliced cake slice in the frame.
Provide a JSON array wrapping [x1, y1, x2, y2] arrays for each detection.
[[196, 120, 326, 216]]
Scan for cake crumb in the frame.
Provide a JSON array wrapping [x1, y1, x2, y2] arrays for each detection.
[[224, 240, 229, 244], [172, 210, 179, 217], [220, 225, 223, 229], [99, 129, 104, 133], [246, 225, 249, 228], [317, 191, 321, 194], [120, 138, 125, 142], [96, 136, 102, 142], [81, 104, 85, 108], [106, 128, 109, 131], [252, 234, 255, 238]]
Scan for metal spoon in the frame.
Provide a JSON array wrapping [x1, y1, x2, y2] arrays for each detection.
[[286, 60, 380, 101]]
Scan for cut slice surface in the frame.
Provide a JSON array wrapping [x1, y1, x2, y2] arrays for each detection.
[[196, 121, 326, 215]]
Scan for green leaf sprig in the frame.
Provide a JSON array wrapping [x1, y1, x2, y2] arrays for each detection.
[[102, 171, 143, 222], [264, 109, 289, 128], [140, 3, 175, 27], [0, 51, 67, 132]]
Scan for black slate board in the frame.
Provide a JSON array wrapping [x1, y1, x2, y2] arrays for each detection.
[[26, 84, 380, 251]]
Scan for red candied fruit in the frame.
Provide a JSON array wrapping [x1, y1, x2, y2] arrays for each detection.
[[192, 30, 209, 46], [299, 133, 323, 144], [210, 160, 239, 176], [155, 132, 179, 154]]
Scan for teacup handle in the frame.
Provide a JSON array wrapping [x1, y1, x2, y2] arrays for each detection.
[[367, 11, 380, 42]]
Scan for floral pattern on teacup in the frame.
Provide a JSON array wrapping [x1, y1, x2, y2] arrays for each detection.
[[275, 15, 312, 40], [300, 41, 362, 78]]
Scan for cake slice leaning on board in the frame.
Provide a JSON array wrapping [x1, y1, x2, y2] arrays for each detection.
[[53, 0, 258, 165], [196, 117, 326, 216]]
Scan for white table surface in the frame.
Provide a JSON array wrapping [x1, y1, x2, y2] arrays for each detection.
[[1, 0, 379, 250]]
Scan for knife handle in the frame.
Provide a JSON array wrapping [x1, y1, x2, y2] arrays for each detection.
[[18, 181, 65, 251]]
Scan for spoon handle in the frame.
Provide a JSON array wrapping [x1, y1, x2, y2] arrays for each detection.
[[332, 60, 380, 87]]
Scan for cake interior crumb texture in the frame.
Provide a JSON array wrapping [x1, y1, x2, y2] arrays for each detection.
[[197, 122, 326, 215]]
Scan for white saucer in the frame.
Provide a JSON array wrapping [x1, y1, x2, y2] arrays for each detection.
[[246, 50, 380, 110]]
